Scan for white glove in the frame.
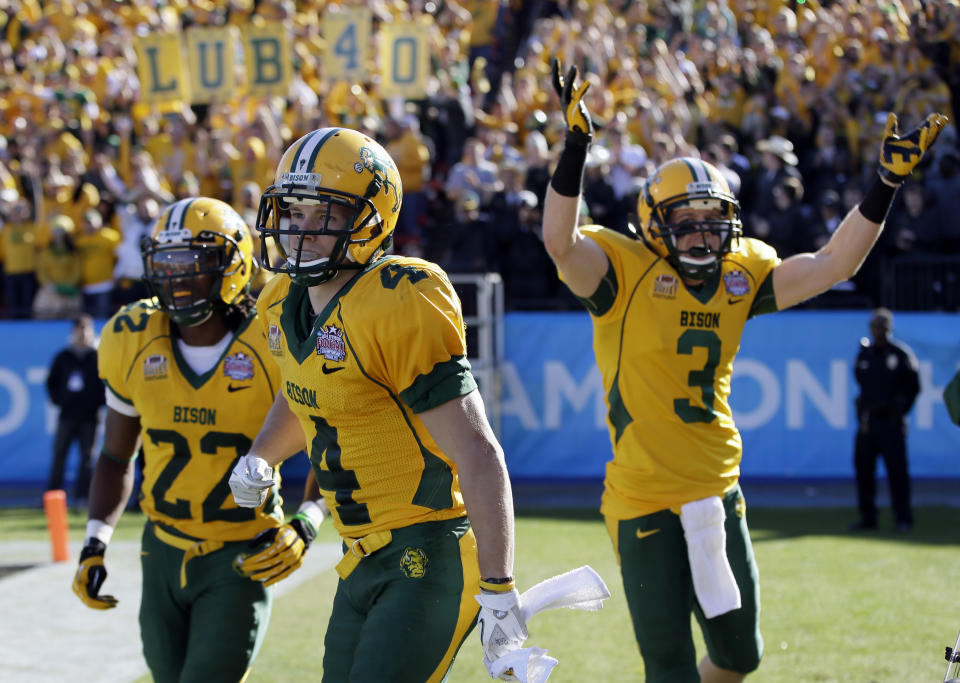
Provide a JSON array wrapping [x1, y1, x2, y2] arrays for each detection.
[[229, 454, 276, 508], [484, 647, 558, 683], [475, 589, 529, 666]]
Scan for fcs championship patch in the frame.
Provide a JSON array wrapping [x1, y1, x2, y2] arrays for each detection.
[[653, 273, 678, 299], [223, 352, 254, 380], [723, 269, 750, 296], [268, 323, 283, 355], [317, 324, 347, 361], [143, 354, 168, 380], [400, 547, 428, 579]]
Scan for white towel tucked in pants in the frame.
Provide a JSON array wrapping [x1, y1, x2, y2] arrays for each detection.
[[679, 496, 741, 618]]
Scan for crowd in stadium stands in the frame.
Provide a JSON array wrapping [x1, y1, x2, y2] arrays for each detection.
[[0, 0, 958, 319]]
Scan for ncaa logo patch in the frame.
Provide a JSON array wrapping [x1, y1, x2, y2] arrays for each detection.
[[223, 352, 254, 380], [400, 547, 429, 579], [143, 355, 168, 380], [268, 323, 283, 355], [317, 324, 347, 361], [723, 269, 750, 296], [653, 273, 678, 299]]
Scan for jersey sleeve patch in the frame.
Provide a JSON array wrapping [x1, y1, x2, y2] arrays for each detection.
[[400, 355, 478, 413]]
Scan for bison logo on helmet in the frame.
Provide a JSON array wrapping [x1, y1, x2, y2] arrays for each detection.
[[355, 146, 401, 214]]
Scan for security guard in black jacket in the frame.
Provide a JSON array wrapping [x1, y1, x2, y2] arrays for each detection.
[[851, 308, 920, 532]]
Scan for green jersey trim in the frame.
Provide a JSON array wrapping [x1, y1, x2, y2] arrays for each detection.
[[748, 271, 778, 318], [684, 267, 721, 304], [577, 259, 619, 317], [102, 378, 134, 406], [169, 312, 254, 390], [401, 356, 478, 414], [281, 266, 373, 364]]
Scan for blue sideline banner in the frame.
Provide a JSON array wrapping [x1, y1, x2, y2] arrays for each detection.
[[499, 311, 960, 479], [2, 313, 960, 485]]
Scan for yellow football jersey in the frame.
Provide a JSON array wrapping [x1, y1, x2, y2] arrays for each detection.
[[578, 227, 780, 519], [98, 299, 283, 541], [256, 256, 474, 539]]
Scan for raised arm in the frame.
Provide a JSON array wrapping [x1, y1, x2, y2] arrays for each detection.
[[541, 59, 610, 298], [772, 112, 949, 310]]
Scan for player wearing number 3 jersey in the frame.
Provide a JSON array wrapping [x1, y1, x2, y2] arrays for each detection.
[[229, 127, 517, 681], [72, 197, 321, 683], [544, 59, 948, 682]]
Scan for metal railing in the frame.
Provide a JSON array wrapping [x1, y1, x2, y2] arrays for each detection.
[[449, 273, 505, 436]]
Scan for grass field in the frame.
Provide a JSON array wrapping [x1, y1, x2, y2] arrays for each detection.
[[3, 503, 959, 682]]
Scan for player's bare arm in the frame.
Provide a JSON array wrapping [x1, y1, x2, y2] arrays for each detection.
[[87, 408, 141, 526], [772, 112, 948, 311], [541, 58, 610, 298], [419, 389, 515, 580], [250, 391, 307, 467]]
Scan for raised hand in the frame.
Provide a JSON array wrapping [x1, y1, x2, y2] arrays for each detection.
[[551, 58, 593, 141], [877, 112, 949, 185]]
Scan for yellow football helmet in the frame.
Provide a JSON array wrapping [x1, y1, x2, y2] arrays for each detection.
[[142, 196, 255, 326], [257, 127, 403, 286], [636, 157, 742, 280]]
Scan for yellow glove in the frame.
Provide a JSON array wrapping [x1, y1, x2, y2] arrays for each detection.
[[877, 112, 949, 185], [72, 539, 118, 610], [234, 515, 317, 586], [551, 58, 593, 140]]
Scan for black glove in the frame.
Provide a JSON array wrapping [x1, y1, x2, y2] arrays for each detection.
[[72, 539, 118, 610], [551, 58, 594, 144]]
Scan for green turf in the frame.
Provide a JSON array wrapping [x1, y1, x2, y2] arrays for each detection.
[[5, 504, 959, 681]]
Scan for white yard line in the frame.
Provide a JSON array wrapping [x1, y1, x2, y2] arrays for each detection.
[[0, 539, 341, 683]]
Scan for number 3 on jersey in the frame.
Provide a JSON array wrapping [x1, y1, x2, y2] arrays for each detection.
[[674, 329, 720, 424]]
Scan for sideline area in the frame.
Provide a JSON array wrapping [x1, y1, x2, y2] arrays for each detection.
[[0, 539, 342, 682]]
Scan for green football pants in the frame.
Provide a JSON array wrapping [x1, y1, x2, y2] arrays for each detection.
[[606, 485, 763, 682], [139, 521, 274, 683], [322, 516, 480, 683]]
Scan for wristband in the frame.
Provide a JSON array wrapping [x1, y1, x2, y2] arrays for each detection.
[[86, 519, 114, 546], [480, 576, 516, 593], [295, 499, 325, 534], [550, 132, 590, 197], [858, 176, 899, 224]]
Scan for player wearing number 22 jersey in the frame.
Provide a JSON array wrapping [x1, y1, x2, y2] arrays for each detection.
[[98, 298, 281, 539], [71, 197, 305, 683]]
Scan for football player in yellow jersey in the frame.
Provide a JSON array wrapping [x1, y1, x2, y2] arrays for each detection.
[[227, 127, 521, 682], [543, 60, 948, 683], [71, 197, 327, 683]]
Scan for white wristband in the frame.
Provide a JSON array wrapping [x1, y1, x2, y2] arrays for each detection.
[[86, 519, 115, 545], [296, 500, 326, 530]]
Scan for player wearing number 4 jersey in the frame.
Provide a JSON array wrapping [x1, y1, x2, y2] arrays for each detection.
[[229, 127, 518, 682], [544, 59, 948, 682], [72, 197, 325, 683]]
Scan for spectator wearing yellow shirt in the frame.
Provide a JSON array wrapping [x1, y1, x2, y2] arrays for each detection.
[[73, 208, 120, 318], [2, 196, 39, 318], [385, 116, 433, 250], [33, 215, 81, 319]]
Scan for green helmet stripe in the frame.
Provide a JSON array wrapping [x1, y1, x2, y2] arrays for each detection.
[[164, 197, 196, 233], [289, 127, 341, 176]]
